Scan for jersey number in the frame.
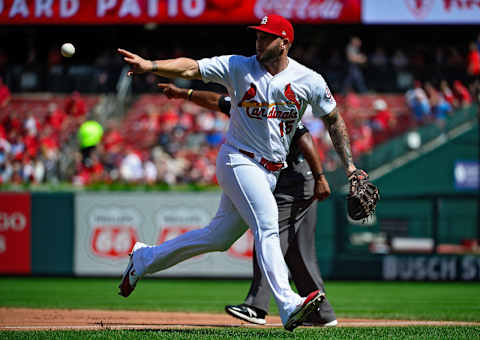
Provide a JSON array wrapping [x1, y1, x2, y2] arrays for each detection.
[[279, 121, 294, 137]]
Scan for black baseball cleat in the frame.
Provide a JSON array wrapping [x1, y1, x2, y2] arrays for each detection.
[[225, 304, 267, 325], [284, 290, 326, 331]]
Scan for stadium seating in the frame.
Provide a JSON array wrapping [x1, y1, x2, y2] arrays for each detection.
[[0, 91, 457, 186]]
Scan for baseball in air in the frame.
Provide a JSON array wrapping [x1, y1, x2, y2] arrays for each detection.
[[61, 43, 75, 58]]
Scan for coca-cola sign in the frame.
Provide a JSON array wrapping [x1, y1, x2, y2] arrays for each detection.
[[254, 0, 360, 22]]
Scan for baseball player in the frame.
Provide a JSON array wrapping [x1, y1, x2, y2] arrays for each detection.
[[117, 14, 364, 331], [157, 83, 337, 326]]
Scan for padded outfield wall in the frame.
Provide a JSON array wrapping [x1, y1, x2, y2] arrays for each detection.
[[0, 188, 478, 280]]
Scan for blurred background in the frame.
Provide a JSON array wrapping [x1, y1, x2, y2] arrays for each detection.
[[0, 0, 478, 281]]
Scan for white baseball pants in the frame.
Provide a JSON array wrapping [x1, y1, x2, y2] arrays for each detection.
[[132, 144, 303, 323]]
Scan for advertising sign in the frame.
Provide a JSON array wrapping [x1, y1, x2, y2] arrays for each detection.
[[0, 193, 31, 274], [363, 0, 480, 24], [454, 160, 479, 190], [75, 192, 254, 277], [0, 0, 360, 24], [383, 255, 480, 281]]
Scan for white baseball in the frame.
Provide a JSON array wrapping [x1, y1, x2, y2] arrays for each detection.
[[61, 43, 75, 58]]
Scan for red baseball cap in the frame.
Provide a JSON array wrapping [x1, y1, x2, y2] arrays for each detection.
[[248, 14, 294, 43]]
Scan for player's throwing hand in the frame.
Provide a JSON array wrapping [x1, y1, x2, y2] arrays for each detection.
[[117, 48, 151, 76]]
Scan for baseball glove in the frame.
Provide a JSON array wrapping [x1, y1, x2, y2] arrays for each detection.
[[347, 169, 380, 221]]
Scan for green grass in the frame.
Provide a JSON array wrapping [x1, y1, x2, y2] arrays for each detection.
[[0, 277, 479, 321], [1, 327, 480, 340]]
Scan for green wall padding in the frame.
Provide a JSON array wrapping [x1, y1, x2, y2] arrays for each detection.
[[31, 193, 74, 275]]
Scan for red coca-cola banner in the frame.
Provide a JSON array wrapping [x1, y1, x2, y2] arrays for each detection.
[[0, 193, 31, 274], [0, 0, 360, 24]]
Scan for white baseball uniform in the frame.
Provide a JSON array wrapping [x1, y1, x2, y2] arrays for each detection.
[[131, 55, 336, 324]]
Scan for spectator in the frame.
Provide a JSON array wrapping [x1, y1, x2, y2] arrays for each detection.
[[343, 36, 368, 94], [406, 81, 431, 125], [453, 80, 472, 108], [369, 99, 397, 134], [440, 80, 458, 109], [424, 82, 451, 127], [21, 156, 35, 183], [120, 148, 144, 182], [47, 103, 67, 132], [65, 91, 87, 119], [0, 155, 12, 184], [24, 113, 39, 136], [143, 156, 158, 184], [350, 115, 374, 158], [467, 41, 480, 84], [73, 149, 105, 186], [32, 158, 45, 184]]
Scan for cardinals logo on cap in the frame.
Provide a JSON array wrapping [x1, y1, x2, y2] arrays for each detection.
[[261, 16, 268, 24]]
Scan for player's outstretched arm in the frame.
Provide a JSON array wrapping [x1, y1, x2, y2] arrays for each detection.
[[321, 107, 357, 176], [117, 48, 201, 80], [157, 83, 224, 112], [296, 131, 331, 201]]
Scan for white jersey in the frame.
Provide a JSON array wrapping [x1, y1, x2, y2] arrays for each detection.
[[198, 55, 336, 163]]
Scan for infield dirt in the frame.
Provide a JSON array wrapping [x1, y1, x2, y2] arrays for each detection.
[[1, 308, 478, 331]]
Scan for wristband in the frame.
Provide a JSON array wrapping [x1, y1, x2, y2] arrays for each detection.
[[187, 89, 194, 101], [151, 61, 158, 73], [313, 172, 324, 180]]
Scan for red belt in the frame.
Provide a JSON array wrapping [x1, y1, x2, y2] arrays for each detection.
[[239, 149, 284, 172]]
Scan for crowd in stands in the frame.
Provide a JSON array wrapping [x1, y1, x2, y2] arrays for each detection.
[[73, 95, 228, 186], [405, 79, 474, 129], [0, 31, 479, 187], [0, 90, 98, 185], [2, 82, 475, 187]]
